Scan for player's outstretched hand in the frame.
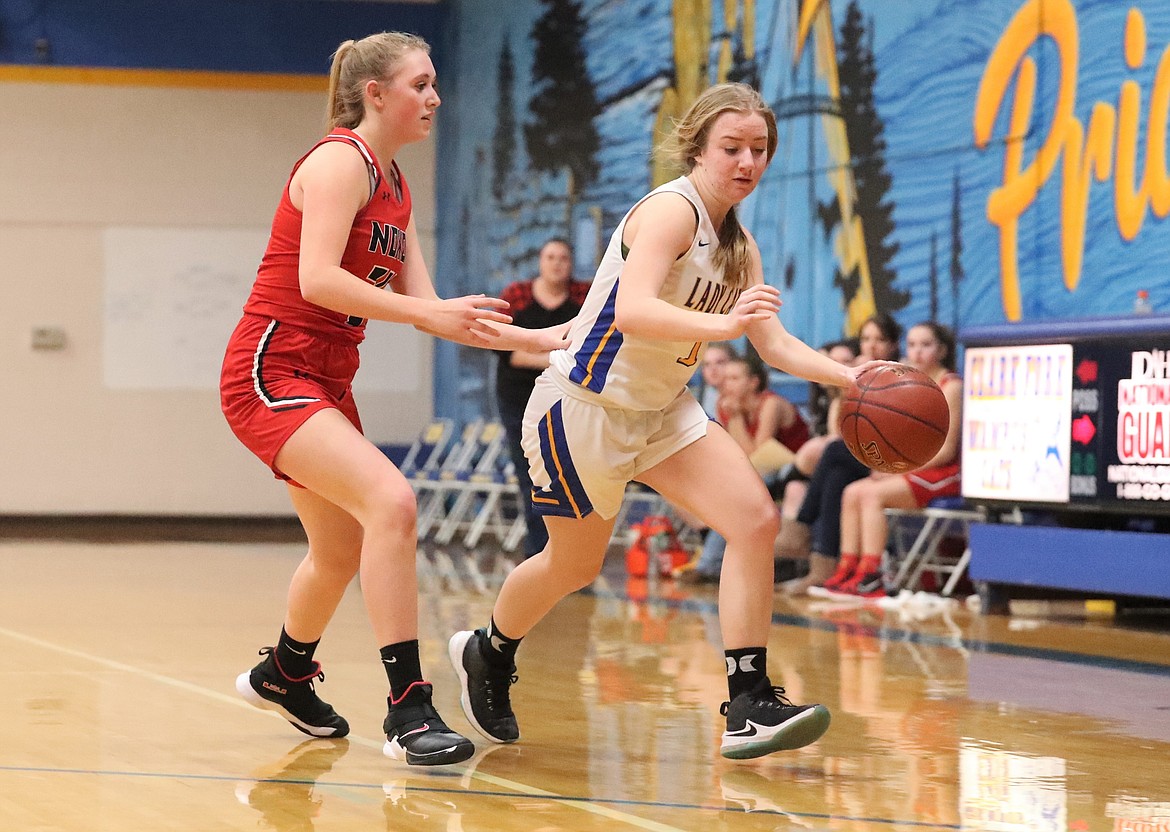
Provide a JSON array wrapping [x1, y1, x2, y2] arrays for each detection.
[[431, 294, 512, 341], [725, 284, 781, 338], [469, 318, 572, 352], [845, 359, 900, 389]]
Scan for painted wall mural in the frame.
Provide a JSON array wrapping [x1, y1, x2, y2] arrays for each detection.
[[433, 0, 1170, 419]]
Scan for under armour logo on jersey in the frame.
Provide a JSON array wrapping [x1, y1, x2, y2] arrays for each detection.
[[725, 654, 758, 675]]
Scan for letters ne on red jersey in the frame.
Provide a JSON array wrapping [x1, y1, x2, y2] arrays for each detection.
[[244, 127, 411, 344]]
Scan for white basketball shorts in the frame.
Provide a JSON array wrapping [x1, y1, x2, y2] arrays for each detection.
[[520, 374, 710, 520]]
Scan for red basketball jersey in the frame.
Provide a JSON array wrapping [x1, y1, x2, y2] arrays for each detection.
[[243, 128, 411, 344]]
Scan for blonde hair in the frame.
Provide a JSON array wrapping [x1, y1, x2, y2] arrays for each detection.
[[657, 83, 778, 289], [326, 32, 431, 130]]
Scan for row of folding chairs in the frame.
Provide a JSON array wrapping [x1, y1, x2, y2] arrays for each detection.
[[395, 417, 689, 553], [399, 418, 527, 552]]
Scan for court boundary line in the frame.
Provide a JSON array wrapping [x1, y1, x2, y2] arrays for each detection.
[[0, 626, 687, 832], [0, 764, 963, 829]]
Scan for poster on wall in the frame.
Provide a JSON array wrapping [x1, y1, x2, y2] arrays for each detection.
[[962, 344, 1074, 503]]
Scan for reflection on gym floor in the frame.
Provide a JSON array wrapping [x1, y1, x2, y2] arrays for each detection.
[[3, 539, 1169, 831]]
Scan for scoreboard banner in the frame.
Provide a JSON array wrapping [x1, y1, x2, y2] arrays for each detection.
[[961, 317, 1170, 516], [1077, 343, 1170, 509], [962, 344, 1073, 503]]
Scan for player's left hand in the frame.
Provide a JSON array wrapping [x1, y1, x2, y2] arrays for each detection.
[[845, 359, 900, 388]]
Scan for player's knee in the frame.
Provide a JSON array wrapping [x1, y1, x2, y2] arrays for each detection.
[[361, 481, 417, 534], [728, 500, 779, 545]]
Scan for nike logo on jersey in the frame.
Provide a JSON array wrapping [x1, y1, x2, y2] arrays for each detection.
[[698, 240, 710, 247]]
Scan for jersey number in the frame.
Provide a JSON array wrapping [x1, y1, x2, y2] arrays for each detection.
[[346, 266, 396, 327], [676, 342, 701, 367]]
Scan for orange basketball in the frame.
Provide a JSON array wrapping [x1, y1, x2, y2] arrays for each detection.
[[838, 364, 949, 474]]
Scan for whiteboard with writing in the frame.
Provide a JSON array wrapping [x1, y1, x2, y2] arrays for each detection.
[[102, 226, 421, 393]]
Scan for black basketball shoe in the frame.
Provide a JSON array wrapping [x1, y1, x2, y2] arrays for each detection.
[[383, 682, 475, 766], [448, 629, 520, 743], [236, 647, 349, 738], [720, 678, 831, 760]]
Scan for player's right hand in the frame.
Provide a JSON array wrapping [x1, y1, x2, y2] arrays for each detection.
[[724, 284, 781, 338], [430, 294, 512, 340]]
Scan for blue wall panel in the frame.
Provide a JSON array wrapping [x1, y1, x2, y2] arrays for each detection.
[[0, 1, 446, 74]]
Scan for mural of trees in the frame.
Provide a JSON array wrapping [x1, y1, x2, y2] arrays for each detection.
[[524, 0, 601, 197], [822, 1, 907, 315], [492, 36, 517, 202], [950, 167, 964, 332], [929, 229, 939, 321]]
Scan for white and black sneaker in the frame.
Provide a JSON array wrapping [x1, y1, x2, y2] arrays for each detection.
[[448, 629, 519, 743], [719, 678, 830, 760], [236, 647, 349, 738], [383, 682, 475, 766]]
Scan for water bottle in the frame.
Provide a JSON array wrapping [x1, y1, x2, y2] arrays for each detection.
[[1134, 289, 1154, 314]]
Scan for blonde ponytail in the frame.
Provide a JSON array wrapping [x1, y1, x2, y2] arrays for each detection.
[[325, 31, 431, 130]]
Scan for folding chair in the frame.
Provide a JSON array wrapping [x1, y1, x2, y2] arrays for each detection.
[[396, 418, 455, 480], [461, 458, 526, 551], [433, 421, 508, 545], [414, 419, 484, 540], [885, 498, 985, 597]]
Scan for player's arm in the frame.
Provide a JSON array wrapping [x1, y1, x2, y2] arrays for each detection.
[[294, 143, 454, 327], [922, 375, 963, 468], [397, 219, 570, 352], [741, 230, 867, 389], [613, 194, 777, 342]]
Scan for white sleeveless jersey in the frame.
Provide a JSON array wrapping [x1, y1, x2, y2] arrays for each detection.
[[548, 176, 743, 411]]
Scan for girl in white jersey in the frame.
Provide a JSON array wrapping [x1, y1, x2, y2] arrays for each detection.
[[451, 83, 885, 760]]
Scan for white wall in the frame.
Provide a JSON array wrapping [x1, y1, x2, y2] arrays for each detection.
[[0, 77, 436, 515]]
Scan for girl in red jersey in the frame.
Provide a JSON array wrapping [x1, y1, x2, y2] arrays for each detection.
[[220, 31, 566, 767], [829, 322, 964, 598]]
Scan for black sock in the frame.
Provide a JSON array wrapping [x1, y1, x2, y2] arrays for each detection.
[[380, 640, 424, 704], [275, 627, 319, 680], [479, 617, 522, 669], [725, 646, 767, 700]]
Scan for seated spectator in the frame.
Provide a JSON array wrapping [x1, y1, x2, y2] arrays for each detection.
[[716, 354, 810, 479], [678, 355, 808, 585], [821, 322, 963, 598], [777, 312, 903, 595], [695, 341, 738, 417], [773, 338, 858, 538]]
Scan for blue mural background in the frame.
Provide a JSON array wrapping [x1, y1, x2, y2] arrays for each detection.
[[433, 0, 1170, 420]]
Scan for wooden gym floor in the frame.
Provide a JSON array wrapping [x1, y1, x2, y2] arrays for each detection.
[[3, 527, 1170, 831]]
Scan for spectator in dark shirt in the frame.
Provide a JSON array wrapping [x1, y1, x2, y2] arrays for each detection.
[[495, 238, 591, 558]]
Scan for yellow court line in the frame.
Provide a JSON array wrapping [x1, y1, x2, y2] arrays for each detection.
[[0, 64, 326, 91], [0, 625, 687, 832]]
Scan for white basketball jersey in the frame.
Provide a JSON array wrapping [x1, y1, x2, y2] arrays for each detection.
[[548, 176, 742, 411]]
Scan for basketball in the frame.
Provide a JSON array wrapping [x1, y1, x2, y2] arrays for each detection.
[[838, 364, 949, 473]]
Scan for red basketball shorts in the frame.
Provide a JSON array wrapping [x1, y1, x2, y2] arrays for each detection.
[[904, 462, 961, 508], [220, 314, 362, 483]]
